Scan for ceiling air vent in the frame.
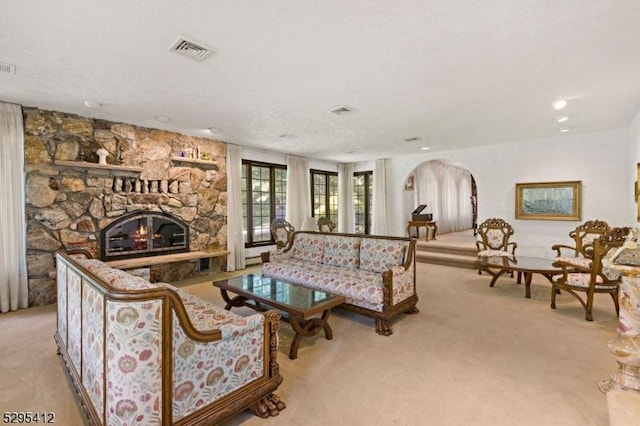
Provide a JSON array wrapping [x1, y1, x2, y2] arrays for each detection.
[[330, 106, 354, 116], [404, 137, 423, 143], [0, 62, 16, 74], [168, 37, 213, 62]]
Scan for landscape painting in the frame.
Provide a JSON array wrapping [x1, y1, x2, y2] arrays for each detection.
[[515, 181, 581, 221]]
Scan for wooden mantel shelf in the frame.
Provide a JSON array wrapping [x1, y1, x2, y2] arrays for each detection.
[[106, 250, 229, 270], [171, 157, 219, 168], [54, 160, 143, 172]]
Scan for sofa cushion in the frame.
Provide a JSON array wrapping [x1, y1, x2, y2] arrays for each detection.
[[322, 235, 360, 268], [263, 258, 384, 309], [359, 239, 407, 273], [292, 233, 325, 264]]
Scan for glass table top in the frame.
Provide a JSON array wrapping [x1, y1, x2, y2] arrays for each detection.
[[215, 274, 342, 311], [478, 255, 561, 272]]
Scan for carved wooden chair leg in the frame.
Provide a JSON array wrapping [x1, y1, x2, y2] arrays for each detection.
[[585, 292, 595, 321], [611, 291, 620, 316], [375, 319, 392, 336], [585, 310, 594, 321], [550, 285, 558, 309], [251, 393, 286, 418]]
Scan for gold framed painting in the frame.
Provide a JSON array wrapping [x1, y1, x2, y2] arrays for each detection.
[[515, 180, 581, 221]]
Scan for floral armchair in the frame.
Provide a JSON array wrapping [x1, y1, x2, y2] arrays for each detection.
[[551, 219, 610, 268], [476, 218, 518, 276], [551, 227, 629, 321]]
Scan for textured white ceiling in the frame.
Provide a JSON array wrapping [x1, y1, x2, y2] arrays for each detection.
[[2, 0, 640, 162]]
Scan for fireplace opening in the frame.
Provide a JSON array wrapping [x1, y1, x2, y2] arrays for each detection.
[[100, 211, 189, 261]]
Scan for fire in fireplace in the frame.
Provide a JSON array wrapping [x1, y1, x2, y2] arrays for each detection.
[[100, 211, 189, 261]]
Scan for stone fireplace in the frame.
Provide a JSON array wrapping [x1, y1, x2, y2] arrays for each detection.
[[101, 211, 189, 261], [23, 108, 228, 306]]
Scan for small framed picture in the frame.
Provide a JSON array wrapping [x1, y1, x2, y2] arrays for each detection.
[[404, 175, 415, 190]]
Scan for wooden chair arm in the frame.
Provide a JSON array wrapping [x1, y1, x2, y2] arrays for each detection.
[[551, 244, 577, 257], [552, 259, 591, 275]]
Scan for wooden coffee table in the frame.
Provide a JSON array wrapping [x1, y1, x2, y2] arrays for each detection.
[[478, 255, 565, 298], [213, 274, 345, 360]]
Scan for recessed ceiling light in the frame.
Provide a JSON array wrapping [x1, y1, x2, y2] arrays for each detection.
[[421, 147, 430, 151], [84, 100, 102, 108], [155, 116, 170, 123], [559, 127, 570, 133], [556, 115, 569, 123], [553, 99, 567, 110]]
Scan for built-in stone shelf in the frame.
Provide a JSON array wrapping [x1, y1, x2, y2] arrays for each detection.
[[54, 160, 143, 172], [171, 156, 219, 169]]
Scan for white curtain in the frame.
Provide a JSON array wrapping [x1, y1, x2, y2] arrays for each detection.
[[372, 159, 388, 235], [285, 155, 311, 230], [226, 144, 245, 271], [416, 160, 472, 234], [0, 102, 28, 313], [337, 163, 355, 233]]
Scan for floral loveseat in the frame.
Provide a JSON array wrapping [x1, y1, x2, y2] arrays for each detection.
[[261, 231, 418, 336], [54, 251, 285, 426]]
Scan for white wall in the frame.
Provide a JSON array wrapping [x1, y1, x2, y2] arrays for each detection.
[[629, 108, 640, 225], [382, 128, 635, 257], [241, 147, 338, 172]]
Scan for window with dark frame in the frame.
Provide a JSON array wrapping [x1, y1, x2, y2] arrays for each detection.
[[354, 171, 373, 234], [311, 170, 338, 228], [242, 160, 287, 247]]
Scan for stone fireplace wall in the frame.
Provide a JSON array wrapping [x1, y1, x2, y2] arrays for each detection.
[[23, 108, 228, 306]]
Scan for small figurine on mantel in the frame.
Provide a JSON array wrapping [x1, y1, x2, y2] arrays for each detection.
[[96, 148, 109, 165]]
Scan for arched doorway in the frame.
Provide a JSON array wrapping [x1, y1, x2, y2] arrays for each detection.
[[405, 159, 476, 235]]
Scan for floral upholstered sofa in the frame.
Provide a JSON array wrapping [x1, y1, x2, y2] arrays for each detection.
[[54, 251, 285, 426], [262, 231, 418, 336]]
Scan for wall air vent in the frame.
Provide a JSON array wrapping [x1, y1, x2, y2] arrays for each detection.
[[0, 62, 16, 74], [169, 37, 213, 62], [330, 106, 354, 116]]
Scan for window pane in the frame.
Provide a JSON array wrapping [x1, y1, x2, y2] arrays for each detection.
[[242, 164, 248, 243], [353, 172, 372, 234], [243, 161, 287, 246], [311, 170, 338, 227]]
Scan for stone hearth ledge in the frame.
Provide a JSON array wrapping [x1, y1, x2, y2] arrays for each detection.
[[105, 249, 229, 270]]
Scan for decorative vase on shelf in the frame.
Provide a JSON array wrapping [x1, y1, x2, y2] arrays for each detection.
[[96, 148, 109, 165]]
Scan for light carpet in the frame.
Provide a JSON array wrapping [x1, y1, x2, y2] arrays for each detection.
[[0, 263, 621, 426]]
